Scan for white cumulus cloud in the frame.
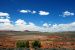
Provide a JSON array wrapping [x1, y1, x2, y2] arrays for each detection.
[[0, 12, 10, 19], [0, 18, 14, 30], [43, 23, 49, 28], [31, 11, 36, 14], [1, 18, 75, 32], [20, 10, 31, 13], [0, 18, 11, 23], [15, 19, 26, 25], [0, 12, 75, 32], [20, 10, 49, 16], [0, 12, 9, 17], [0, 17, 75, 32], [61, 11, 74, 17], [39, 11, 49, 15]]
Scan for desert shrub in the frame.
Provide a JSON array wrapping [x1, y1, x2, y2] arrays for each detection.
[[32, 40, 41, 48], [16, 40, 29, 48], [25, 40, 30, 48]]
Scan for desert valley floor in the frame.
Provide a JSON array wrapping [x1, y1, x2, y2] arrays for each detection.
[[0, 31, 75, 50]]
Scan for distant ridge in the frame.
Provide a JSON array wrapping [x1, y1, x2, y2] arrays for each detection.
[[0, 30, 75, 36]]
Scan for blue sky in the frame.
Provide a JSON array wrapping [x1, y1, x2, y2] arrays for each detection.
[[0, 0, 75, 32]]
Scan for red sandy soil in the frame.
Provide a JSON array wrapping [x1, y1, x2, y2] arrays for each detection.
[[0, 36, 16, 48], [0, 35, 75, 49]]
